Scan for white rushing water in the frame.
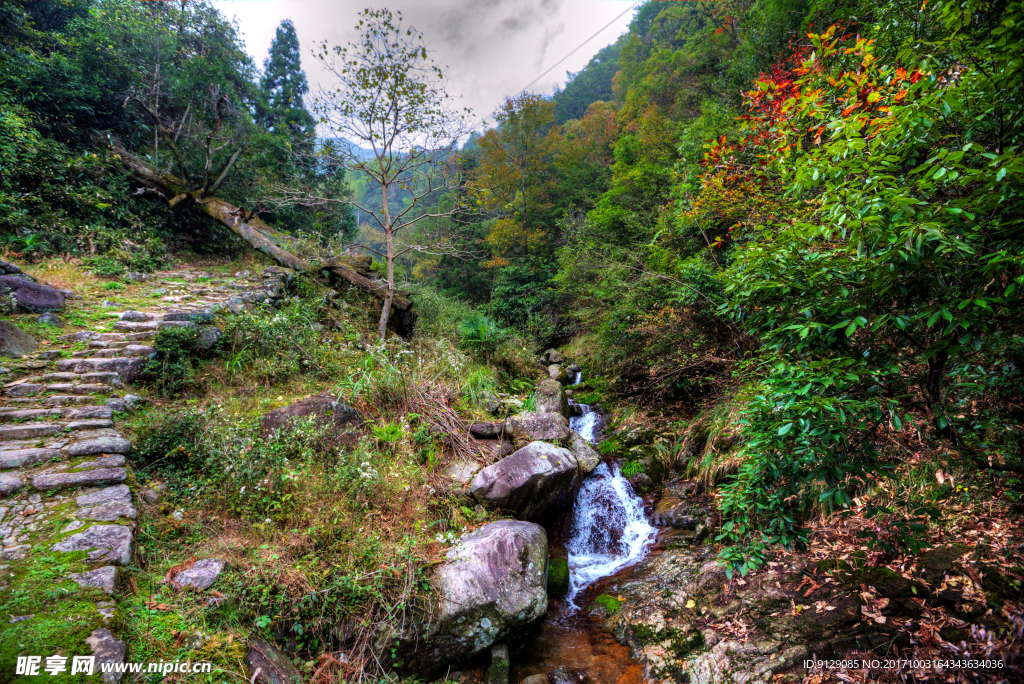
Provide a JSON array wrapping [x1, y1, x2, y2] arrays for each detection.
[[565, 405, 657, 608]]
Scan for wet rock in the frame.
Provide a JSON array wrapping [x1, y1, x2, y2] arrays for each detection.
[[52, 524, 133, 565], [486, 643, 510, 684], [549, 667, 580, 684], [0, 275, 66, 312], [588, 594, 621, 617], [534, 377, 569, 417], [246, 638, 302, 684], [627, 472, 654, 495], [260, 393, 363, 438], [504, 413, 570, 442], [86, 628, 129, 684], [0, 320, 38, 358], [398, 520, 548, 672], [568, 430, 600, 475], [35, 312, 64, 327], [169, 558, 224, 590], [471, 441, 581, 522], [69, 566, 120, 595]]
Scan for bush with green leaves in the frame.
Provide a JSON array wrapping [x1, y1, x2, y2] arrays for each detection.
[[220, 298, 349, 383], [458, 314, 504, 359], [143, 326, 211, 398]]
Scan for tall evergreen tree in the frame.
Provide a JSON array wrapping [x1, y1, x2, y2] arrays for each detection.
[[260, 19, 315, 141]]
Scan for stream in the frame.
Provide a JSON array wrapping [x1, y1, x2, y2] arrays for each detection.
[[509, 401, 657, 684]]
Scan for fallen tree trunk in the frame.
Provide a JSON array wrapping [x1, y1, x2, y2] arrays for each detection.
[[106, 138, 416, 326]]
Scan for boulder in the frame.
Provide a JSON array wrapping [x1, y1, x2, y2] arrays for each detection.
[[568, 430, 601, 475], [542, 348, 564, 364], [504, 413, 570, 442], [35, 312, 64, 327], [534, 377, 569, 417], [169, 558, 224, 590], [547, 364, 569, 384], [470, 421, 507, 438], [52, 524, 133, 565], [86, 628, 129, 684], [0, 274, 66, 312], [68, 566, 120, 595], [0, 320, 38, 358], [470, 441, 581, 522], [0, 260, 27, 276], [260, 393, 363, 438], [398, 520, 548, 672], [197, 326, 222, 351], [486, 643, 510, 684], [246, 638, 302, 684]]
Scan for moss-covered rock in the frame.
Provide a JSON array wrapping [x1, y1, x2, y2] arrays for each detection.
[[589, 593, 621, 616], [547, 557, 570, 599]]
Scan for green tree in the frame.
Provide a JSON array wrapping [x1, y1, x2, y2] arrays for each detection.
[[259, 19, 316, 143], [312, 9, 474, 340]]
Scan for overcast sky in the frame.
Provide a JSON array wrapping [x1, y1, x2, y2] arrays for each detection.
[[213, 0, 637, 129]]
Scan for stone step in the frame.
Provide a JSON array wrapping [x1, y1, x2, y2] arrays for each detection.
[[67, 419, 114, 431], [44, 395, 99, 407], [93, 333, 128, 342], [120, 345, 154, 358], [0, 408, 62, 422], [71, 350, 95, 358], [56, 357, 145, 379], [112, 321, 159, 332], [0, 423, 62, 440], [65, 406, 113, 420], [5, 383, 41, 398], [81, 372, 122, 386], [39, 372, 81, 382], [126, 332, 155, 341], [1, 447, 62, 470]]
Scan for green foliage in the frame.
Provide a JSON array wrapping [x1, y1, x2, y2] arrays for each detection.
[[143, 326, 209, 398], [220, 299, 349, 383], [458, 314, 504, 358]]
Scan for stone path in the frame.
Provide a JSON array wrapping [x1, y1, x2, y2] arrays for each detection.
[[0, 266, 291, 679]]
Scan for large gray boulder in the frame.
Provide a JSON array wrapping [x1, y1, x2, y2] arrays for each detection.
[[260, 393, 362, 438], [547, 364, 569, 384], [470, 441, 581, 522], [534, 377, 569, 418], [504, 412, 570, 441], [0, 320, 38, 358], [397, 520, 548, 672], [0, 274, 66, 312], [568, 430, 601, 475], [246, 638, 302, 684]]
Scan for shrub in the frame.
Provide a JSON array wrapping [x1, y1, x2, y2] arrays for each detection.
[[143, 326, 208, 398], [459, 314, 504, 359]]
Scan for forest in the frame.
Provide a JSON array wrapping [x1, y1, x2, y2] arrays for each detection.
[[1, 0, 1022, 682]]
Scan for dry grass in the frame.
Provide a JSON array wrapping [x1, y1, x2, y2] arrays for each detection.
[[21, 255, 101, 290]]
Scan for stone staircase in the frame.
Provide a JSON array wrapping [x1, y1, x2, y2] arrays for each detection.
[[0, 266, 292, 677]]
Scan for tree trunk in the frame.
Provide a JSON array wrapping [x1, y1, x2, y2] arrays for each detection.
[[104, 136, 417, 333], [377, 181, 394, 340]]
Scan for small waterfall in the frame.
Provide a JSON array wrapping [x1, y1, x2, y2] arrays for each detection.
[[564, 405, 657, 609]]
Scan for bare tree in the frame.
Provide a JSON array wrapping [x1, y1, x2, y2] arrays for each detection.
[[312, 8, 473, 340]]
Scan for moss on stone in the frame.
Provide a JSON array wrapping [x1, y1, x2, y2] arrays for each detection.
[[590, 594, 621, 615], [547, 557, 569, 599]]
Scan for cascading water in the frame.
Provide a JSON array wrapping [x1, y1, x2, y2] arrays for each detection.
[[565, 404, 657, 609]]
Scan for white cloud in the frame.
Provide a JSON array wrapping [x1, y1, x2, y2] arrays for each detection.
[[214, 0, 635, 125]]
